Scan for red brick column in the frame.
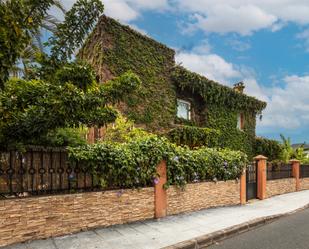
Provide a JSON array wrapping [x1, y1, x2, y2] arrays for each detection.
[[290, 159, 300, 191], [155, 160, 167, 218], [254, 155, 267, 200], [240, 168, 246, 205]]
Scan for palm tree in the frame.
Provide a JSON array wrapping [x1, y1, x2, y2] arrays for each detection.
[[280, 134, 294, 163], [11, 0, 66, 77]]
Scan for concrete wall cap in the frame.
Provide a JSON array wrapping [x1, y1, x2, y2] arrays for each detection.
[[289, 159, 300, 163], [254, 155, 268, 160]]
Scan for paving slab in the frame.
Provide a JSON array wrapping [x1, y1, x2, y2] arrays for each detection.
[[3, 190, 309, 249]]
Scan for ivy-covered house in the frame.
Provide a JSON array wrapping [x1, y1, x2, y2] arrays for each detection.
[[78, 15, 267, 157]]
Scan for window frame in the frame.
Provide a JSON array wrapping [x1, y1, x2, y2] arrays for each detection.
[[237, 113, 244, 131], [177, 99, 191, 120]]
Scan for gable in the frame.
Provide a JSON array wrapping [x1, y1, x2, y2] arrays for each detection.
[[78, 15, 176, 131]]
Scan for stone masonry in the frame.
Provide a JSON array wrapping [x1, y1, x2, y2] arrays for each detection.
[[0, 188, 154, 247], [266, 178, 296, 198], [300, 178, 309, 191], [167, 180, 240, 215]]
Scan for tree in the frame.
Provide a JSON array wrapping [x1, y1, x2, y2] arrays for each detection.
[[0, 67, 141, 148], [0, 0, 62, 88], [48, 0, 104, 62], [279, 134, 295, 163], [0, 0, 104, 87]]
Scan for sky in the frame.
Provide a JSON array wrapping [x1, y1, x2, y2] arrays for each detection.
[[51, 0, 309, 143]]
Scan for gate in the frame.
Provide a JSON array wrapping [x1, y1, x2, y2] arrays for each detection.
[[246, 162, 257, 201]]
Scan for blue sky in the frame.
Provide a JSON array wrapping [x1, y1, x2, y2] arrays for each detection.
[[53, 1, 309, 143]]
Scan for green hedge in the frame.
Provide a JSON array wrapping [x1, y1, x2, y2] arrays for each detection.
[[68, 136, 247, 189]]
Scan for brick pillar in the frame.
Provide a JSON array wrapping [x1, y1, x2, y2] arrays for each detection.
[[155, 160, 167, 219], [290, 159, 300, 191], [240, 168, 246, 205], [254, 155, 267, 200]]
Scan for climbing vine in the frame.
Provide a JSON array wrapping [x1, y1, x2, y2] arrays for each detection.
[[171, 66, 267, 112], [79, 15, 176, 131], [166, 126, 221, 149], [79, 16, 267, 157], [68, 136, 247, 188]]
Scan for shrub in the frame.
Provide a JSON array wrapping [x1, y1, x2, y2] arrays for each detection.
[[42, 127, 88, 147], [254, 137, 282, 161], [0, 71, 141, 148], [166, 126, 221, 148], [68, 136, 247, 189], [103, 114, 152, 143]]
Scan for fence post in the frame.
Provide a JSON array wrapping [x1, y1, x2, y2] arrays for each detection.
[[155, 160, 167, 219], [254, 155, 267, 200], [290, 159, 300, 191], [240, 168, 246, 205]]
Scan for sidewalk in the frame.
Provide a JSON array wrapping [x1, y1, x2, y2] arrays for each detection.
[[4, 190, 309, 249]]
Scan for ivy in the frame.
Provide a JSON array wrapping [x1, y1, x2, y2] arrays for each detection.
[[171, 66, 267, 112], [78, 15, 176, 130], [68, 136, 247, 188], [166, 126, 221, 149], [78, 16, 267, 157]]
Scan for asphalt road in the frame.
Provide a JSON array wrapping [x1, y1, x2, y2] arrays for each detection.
[[208, 208, 309, 249]]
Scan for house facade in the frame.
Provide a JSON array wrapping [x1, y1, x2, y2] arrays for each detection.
[[78, 15, 266, 156]]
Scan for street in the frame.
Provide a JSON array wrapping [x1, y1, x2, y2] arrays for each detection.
[[209, 208, 309, 249]]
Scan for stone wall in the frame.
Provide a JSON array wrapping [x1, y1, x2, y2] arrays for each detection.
[[167, 180, 240, 215], [0, 188, 154, 247], [300, 178, 309, 191], [266, 178, 296, 198]]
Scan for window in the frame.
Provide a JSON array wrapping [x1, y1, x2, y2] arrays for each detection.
[[237, 113, 244, 130], [177, 99, 191, 120]]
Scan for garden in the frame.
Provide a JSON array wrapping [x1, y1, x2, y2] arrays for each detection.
[[0, 0, 307, 196]]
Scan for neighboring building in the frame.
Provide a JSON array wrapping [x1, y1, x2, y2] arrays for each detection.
[[78, 15, 266, 156]]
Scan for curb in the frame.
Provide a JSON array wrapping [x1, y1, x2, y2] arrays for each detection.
[[162, 203, 309, 249]]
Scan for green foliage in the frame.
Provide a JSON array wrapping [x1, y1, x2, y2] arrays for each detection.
[[254, 137, 283, 161], [54, 61, 96, 91], [279, 134, 294, 163], [166, 126, 221, 149], [79, 15, 176, 130], [201, 105, 256, 157], [0, 0, 59, 87], [48, 0, 104, 62], [293, 146, 309, 163], [103, 114, 152, 143], [68, 136, 247, 188], [0, 71, 141, 147], [79, 16, 267, 158], [38, 127, 88, 147], [172, 66, 267, 112], [0, 0, 103, 86], [277, 134, 309, 164]]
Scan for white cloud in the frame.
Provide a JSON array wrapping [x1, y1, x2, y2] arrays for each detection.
[[191, 39, 212, 54], [254, 75, 309, 130], [296, 29, 309, 52], [104, 0, 139, 22], [226, 38, 251, 52], [176, 52, 241, 84], [128, 24, 148, 36], [176, 41, 309, 131], [188, 5, 277, 35], [50, 0, 169, 22], [175, 0, 309, 35]]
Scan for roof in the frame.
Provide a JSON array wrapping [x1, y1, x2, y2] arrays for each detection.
[[171, 66, 267, 112], [81, 15, 267, 112]]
